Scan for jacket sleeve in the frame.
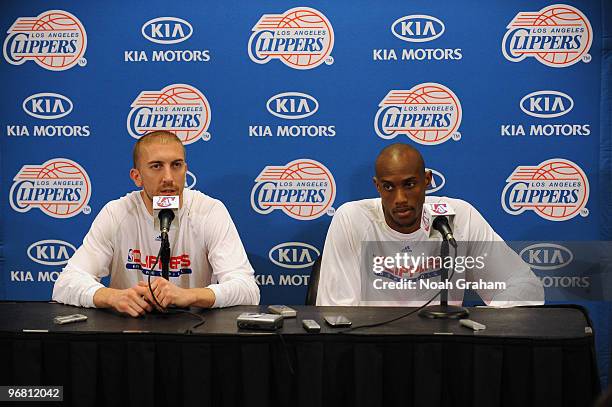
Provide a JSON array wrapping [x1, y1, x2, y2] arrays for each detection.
[[465, 204, 545, 307], [316, 206, 362, 306], [52, 204, 115, 307], [204, 201, 260, 307]]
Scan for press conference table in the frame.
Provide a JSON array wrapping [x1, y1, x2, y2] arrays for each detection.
[[0, 302, 601, 407]]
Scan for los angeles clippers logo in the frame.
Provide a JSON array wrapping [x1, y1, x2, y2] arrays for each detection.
[[157, 197, 174, 207], [127, 84, 211, 145], [248, 7, 334, 70], [502, 4, 592, 67], [421, 211, 431, 232], [126, 249, 192, 277], [153, 195, 179, 209], [375, 83, 462, 145], [502, 159, 589, 221], [251, 159, 336, 220], [3, 10, 87, 71], [431, 203, 449, 215], [9, 158, 92, 218]]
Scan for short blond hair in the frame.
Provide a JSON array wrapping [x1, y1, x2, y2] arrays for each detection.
[[132, 131, 185, 168]]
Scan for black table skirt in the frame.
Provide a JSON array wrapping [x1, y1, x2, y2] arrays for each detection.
[[0, 332, 599, 407]]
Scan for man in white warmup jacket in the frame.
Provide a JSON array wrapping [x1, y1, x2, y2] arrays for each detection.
[[316, 143, 544, 307], [53, 131, 259, 316]]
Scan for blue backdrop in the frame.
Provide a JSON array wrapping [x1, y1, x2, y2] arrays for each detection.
[[1, 0, 611, 385]]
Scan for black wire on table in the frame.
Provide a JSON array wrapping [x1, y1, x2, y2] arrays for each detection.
[[340, 244, 458, 334], [146, 244, 206, 334]]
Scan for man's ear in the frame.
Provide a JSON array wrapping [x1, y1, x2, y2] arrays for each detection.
[[130, 168, 143, 188], [372, 176, 381, 193], [424, 170, 432, 188]]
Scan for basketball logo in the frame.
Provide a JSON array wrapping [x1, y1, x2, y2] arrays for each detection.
[[502, 4, 592, 67], [251, 159, 336, 220], [10, 158, 91, 218], [127, 84, 211, 145], [375, 83, 462, 145], [502, 159, 589, 221], [248, 7, 334, 70], [3, 10, 87, 71], [431, 204, 450, 215]]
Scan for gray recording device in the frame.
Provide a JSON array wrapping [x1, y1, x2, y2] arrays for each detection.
[[267, 305, 297, 318], [460, 319, 486, 331], [53, 314, 88, 325], [237, 313, 284, 330], [302, 319, 321, 332], [324, 315, 352, 327]]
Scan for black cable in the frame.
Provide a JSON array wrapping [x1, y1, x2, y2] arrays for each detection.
[[171, 309, 206, 334], [145, 240, 206, 334], [341, 244, 459, 334], [147, 244, 165, 311], [275, 332, 295, 375]]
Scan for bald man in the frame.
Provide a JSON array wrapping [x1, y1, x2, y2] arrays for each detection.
[[316, 143, 544, 306], [53, 131, 259, 316]]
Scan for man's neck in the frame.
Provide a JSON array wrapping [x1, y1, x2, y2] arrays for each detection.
[[385, 219, 419, 234], [140, 191, 154, 215], [382, 207, 421, 234]]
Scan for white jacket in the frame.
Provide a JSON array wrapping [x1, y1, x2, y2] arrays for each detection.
[[316, 196, 544, 307], [53, 189, 260, 308]]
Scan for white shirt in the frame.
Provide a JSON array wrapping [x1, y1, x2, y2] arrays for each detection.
[[52, 189, 260, 308], [316, 196, 544, 306]]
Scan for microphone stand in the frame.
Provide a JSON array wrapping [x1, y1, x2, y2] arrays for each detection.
[[158, 230, 190, 311], [419, 239, 469, 319], [160, 232, 170, 280]]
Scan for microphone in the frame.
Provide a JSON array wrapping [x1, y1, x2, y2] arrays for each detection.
[[420, 203, 457, 248], [152, 195, 180, 236], [153, 196, 179, 280], [433, 216, 457, 248], [418, 202, 468, 319], [159, 209, 175, 235]]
